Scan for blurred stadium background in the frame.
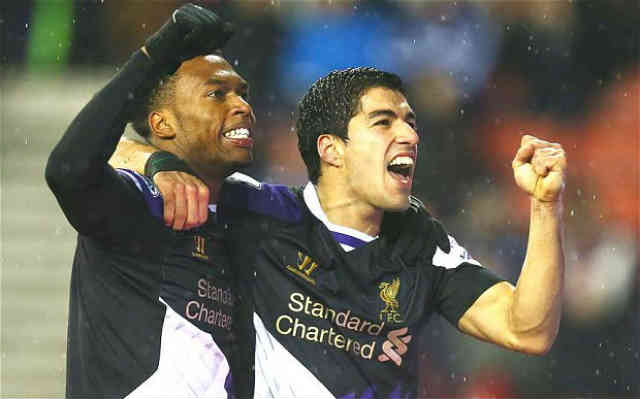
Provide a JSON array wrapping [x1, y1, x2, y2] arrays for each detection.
[[1, 0, 638, 397]]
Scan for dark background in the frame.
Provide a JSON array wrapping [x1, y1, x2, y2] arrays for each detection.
[[1, 0, 638, 397]]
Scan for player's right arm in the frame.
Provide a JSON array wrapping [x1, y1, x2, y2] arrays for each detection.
[[110, 138, 211, 230], [45, 3, 231, 241]]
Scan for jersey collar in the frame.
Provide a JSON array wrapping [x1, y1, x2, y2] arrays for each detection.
[[302, 183, 377, 249]]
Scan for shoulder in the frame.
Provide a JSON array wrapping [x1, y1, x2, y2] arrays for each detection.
[[220, 173, 304, 223], [115, 168, 163, 220], [431, 234, 482, 270]]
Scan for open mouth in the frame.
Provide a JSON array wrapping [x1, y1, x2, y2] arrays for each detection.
[[223, 127, 253, 147], [387, 155, 414, 182]]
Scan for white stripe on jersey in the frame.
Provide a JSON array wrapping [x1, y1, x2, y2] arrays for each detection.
[[432, 235, 481, 269], [254, 313, 335, 399], [126, 299, 230, 398]]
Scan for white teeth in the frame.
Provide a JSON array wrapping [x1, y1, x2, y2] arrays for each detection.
[[389, 156, 414, 167], [224, 128, 250, 139]]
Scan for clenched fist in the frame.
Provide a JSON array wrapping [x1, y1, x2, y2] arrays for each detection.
[[153, 171, 210, 230], [512, 135, 567, 202]]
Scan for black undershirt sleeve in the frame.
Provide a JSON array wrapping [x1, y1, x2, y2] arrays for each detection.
[[45, 50, 169, 255], [433, 263, 505, 328]]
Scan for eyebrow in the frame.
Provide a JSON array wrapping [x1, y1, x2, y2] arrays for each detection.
[[367, 109, 416, 122], [204, 78, 249, 91]]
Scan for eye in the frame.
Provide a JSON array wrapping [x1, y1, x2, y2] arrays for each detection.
[[374, 119, 390, 127], [208, 89, 226, 99]]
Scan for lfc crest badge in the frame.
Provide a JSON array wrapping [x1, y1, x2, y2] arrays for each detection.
[[379, 278, 403, 323]]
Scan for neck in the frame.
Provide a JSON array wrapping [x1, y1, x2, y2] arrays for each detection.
[[188, 162, 230, 204], [153, 140, 228, 204], [314, 179, 383, 237]]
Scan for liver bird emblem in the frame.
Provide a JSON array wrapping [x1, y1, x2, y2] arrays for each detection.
[[379, 278, 401, 314]]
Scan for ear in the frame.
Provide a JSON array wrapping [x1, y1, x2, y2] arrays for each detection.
[[317, 134, 344, 167], [149, 110, 177, 140]]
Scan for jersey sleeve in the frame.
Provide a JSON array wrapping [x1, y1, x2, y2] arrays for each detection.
[[217, 172, 303, 223], [115, 169, 164, 220], [431, 235, 505, 327], [45, 50, 171, 254]]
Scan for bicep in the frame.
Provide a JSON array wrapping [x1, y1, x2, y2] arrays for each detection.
[[457, 281, 520, 350]]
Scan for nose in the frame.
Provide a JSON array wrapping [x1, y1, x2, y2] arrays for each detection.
[[230, 94, 256, 124], [396, 121, 419, 146]]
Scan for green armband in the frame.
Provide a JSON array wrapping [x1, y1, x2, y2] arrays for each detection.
[[144, 151, 196, 179]]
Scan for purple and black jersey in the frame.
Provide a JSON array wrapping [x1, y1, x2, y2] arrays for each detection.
[[217, 177, 505, 398], [45, 50, 250, 398], [52, 167, 246, 398]]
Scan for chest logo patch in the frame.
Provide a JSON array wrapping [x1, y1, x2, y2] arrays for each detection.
[[192, 235, 209, 260], [286, 251, 319, 285], [379, 278, 404, 323]]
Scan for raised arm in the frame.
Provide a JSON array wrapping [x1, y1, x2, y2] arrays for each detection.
[[45, 47, 161, 239], [458, 135, 566, 354], [46, 3, 230, 238]]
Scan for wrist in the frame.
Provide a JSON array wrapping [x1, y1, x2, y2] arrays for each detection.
[[145, 151, 196, 179], [531, 196, 564, 217]]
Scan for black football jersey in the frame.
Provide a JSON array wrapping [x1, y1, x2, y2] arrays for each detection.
[[219, 178, 504, 398]]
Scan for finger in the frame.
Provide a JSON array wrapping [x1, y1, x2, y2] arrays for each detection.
[[173, 183, 187, 230], [532, 158, 549, 177], [550, 150, 568, 172], [521, 134, 536, 146], [512, 143, 535, 169], [522, 134, 560, 150], [531, 149, 548, 176], [541, 151, 567, 174], [197, 183, 210, 224], [184, 184, 199, 230], [163, 189, 176, 227], [533, 148, 564, 176]]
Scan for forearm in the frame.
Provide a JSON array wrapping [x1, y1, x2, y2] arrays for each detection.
[[109, 137, 157, 174], [45, 49, 163, 235], [46, 49, 156, 190], [510, 198, 565, 349]]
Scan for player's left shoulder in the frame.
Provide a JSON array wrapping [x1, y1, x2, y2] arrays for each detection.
[[431, 235, 482, 269], [115, 168, 163, 220], [221, 172, 303, 223]]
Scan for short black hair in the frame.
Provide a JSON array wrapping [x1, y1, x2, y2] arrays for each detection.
[[130, 73, 180, 138], [295, 67, 405, 184]]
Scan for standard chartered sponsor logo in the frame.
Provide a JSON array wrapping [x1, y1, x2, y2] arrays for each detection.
[[275, 292, 386, 360], [197, 278, 234, 305], [185, 300, 233, 330], [183, 278, 234, 330]]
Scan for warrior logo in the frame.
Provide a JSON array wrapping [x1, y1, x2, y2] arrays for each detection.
[[286, 251, 319, 285], [192, 235, 209, 260], [378, 278, 403, 323]]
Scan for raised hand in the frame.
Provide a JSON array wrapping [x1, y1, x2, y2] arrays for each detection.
[[144, 3, 233, 71], [512, 135, 567, 202]]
